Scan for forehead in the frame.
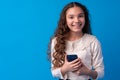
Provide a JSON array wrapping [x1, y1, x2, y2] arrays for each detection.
[[66, 6, 84, 15]]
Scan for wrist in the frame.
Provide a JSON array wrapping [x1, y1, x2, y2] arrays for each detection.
[[60, 66, 68, 77], [61, 66, 67, 74], [86, 69, 91, 75], [88, 70, 97, 79]]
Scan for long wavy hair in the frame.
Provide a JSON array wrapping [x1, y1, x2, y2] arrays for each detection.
[[48, 2, 92, 68]]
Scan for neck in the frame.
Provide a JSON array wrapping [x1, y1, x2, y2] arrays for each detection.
[[67, 32, 84, 41]]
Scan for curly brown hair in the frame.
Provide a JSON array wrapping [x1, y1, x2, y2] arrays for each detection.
[[48, 2, 92, 68]]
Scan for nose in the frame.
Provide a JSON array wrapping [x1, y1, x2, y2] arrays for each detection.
[[74, 17, 79, 22]]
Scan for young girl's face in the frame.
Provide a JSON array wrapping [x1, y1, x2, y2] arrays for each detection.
[[66, 6, 85, 33]]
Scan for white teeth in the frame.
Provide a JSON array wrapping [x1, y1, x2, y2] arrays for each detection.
[[72, 23, 82, 26]]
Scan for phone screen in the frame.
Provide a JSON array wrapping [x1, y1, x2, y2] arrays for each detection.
[[67, 55, 78, 62]]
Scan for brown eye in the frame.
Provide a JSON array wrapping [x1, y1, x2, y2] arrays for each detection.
[[69, 16, 74, 19], [78, 14, 84, 18]]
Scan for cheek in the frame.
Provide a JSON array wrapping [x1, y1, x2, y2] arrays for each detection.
[[83, 18, 85, 24], [81, 18, 85, 23], [80, 18, 85, 27], [66, 19, 72, 26]]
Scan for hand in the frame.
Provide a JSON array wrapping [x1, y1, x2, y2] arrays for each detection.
[[61, 55, 82, 73], [74, 63, 98, 79], [73, 62, 90, 76]]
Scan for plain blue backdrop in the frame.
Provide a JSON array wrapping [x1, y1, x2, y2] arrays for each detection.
[[0, 0, 120, 80]]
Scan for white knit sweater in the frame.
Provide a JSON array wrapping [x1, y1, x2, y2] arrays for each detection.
[[51, 33, 104, 80]]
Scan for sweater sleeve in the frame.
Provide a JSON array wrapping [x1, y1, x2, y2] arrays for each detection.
[[91, 38, 104, 79], [50, 38, 67, 79]]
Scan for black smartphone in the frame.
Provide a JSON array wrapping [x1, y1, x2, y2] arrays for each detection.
[[67, 55, 78, 62]]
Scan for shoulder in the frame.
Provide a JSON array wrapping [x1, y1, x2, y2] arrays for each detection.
[[51, 37, 57, 43], [51, 37, 57, 47], [82, 33, 101, 46], [83, 33, 97, 41]]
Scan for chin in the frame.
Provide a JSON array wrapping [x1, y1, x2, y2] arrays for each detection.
[[75, 29, 82, 32], [73, 30, 82, 33]]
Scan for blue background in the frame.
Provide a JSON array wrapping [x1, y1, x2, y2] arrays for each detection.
[[0, 0, 120, 80]]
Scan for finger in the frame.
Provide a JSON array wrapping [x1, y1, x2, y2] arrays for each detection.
[[79, 62, 83, 67], [73, 63, 82, 70], [70, 58, 81, 64], [72, 62, 83, 70], [71, 67, 79, 72], [72, 69, 80, 75], [72, 61, 80, 67], [71, 59, 78, 63]]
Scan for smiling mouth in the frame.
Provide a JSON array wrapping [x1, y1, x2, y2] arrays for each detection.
[[72, 23, 82, 27]]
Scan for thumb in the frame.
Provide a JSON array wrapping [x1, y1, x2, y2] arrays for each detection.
[[64, 54, 68, 62]]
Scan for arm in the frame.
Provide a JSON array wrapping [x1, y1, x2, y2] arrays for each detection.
[[50, 38, 66, 79], [61, 56, 82, 77], [51, 56, 82, 79], [74, 62, 98, 79], [87, 69, 98, 79], [51, 67, 65, 79], [73, 38, 104, 79], [91, 39, 104, 79], [51, 38, 82, 79]]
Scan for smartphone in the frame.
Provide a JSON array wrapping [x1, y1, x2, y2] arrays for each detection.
[[67, 54, 78, 62]]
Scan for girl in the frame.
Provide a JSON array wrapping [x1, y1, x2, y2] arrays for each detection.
[[48, 2, 104, 80]]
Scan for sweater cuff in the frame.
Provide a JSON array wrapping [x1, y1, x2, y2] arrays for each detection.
[[95, 70, 104, 80], [51, 68, 67, 79]]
